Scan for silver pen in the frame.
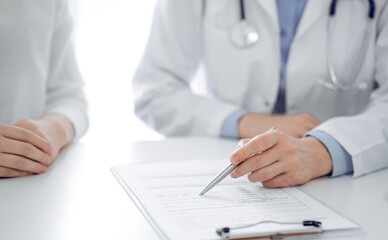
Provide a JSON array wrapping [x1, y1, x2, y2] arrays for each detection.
[[199, 127, 275, 196]]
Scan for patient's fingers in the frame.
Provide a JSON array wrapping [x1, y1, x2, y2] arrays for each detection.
[[0, 153, 48, 174], [0, 166, 31, 178], [0, 124, 52, 154]]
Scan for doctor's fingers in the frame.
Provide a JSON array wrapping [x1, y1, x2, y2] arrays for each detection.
[[0, 124, 52, 154], [230, 149, 280, 178], [246, 161, 287, 184], [0, 153, 47, 174], [294, 113, 321, 137], [296, 113, 321, 125], [237, 138, 250, 148], [0, 138, 51, 166], [230, 130, 281, 165], [302, 116, 321, 133], [260, 173, 296, 188], [0, 166, 31, 178]]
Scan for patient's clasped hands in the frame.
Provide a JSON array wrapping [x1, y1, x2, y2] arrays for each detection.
[[0, 115, 74, 177], [0, 122, 52, 177]]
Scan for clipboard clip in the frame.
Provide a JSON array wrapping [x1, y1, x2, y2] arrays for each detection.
[[216, 220, 322, 240], [302, 220, 321, 228]]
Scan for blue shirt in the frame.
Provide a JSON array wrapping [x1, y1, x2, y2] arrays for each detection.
[[220, 0, 353, 177], [273, 0, 307, 114]]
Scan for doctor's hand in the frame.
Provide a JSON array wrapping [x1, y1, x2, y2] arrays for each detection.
[[229, 130, 332, 188], [0, 123, 53, 177], [238, 113, 321, 139], [14, 114, 75, 162]]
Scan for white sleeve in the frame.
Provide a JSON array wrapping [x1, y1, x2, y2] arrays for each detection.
[[314, 1, 388, 177], [133, 0, 240, 137], [45, 0, 88, 141]]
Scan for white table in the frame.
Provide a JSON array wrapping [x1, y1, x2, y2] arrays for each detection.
[[0, 137, 387, 240]]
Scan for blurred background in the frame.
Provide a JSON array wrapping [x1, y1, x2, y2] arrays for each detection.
[[71, 0, 163, 143]]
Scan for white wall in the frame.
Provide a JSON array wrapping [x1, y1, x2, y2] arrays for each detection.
[[74, 0, 163, 143]]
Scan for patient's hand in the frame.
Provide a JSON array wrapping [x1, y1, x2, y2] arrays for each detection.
[[0, 123, 53, 177], [15, 115, 75, 162]]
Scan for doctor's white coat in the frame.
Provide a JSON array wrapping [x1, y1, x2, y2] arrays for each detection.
[[133, 0, 388, 177]]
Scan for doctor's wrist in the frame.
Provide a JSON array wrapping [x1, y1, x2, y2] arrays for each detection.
[[302, 136, 333, 178]]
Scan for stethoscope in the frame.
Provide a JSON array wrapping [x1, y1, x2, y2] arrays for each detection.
[[230, 0, 260, 48], [230, 0, 376, 92]]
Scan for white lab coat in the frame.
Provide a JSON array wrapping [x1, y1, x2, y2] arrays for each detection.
[[0, 0, 88, 140], [133, 0, 388, 177]]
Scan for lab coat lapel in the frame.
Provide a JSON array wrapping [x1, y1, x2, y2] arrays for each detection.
[[256, 0, 277, 21], [295, 0, 329, 40]]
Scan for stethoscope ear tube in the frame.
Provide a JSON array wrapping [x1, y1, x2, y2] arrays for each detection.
[[330, 0, 375, 19], [329, 0, 337, 16], [368, 0, 375, 18]]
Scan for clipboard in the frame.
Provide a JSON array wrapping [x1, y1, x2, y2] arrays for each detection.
[[111, 160, 359, 240], [225, 230, 323, 240], [111, 166, 170, 240], [216, 220, 323, 240]]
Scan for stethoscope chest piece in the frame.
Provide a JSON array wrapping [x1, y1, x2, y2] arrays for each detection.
[[230, 20, 259, 48], [230, 0, 259, 48]]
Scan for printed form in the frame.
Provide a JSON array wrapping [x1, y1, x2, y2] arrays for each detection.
[[112, 160, 358, 240]]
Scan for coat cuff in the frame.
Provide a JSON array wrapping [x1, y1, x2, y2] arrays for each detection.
[[305, 130, 353, 177], [220, 109, 247, 139]]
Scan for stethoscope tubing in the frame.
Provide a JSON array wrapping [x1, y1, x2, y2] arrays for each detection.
[[235, 0, 376, 92], [325, 0, 375, 91], [330, 0, 375, 19], [239, 0, 246, 21]]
